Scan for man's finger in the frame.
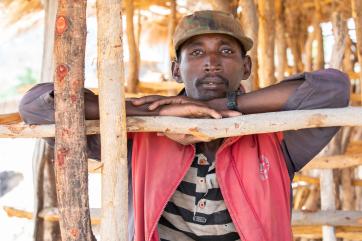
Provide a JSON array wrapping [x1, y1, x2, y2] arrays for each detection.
[[188, 105, 222, 119], [220, 110, 242, 118], [131, 95, 164, 106], [148, 98, 178, 110]]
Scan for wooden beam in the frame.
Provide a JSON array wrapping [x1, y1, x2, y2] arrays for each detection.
[[257, 0, 276, 87], [125, 0, 139, 93], [294, 174, 362, 186], [239, 0, 259, 91], [97, 0, 128, 240], [53, 1, 94, 240], [352, 0, 362, 102], [292, 226, 362, 239], [292, 210, 362, 227], [7, 206, 362, 231], [2, 107, 362, 139]]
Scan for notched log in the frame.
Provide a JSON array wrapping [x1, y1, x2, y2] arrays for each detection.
[[308, 114, 327, 127], [56, 148, 69, 167], [56, 16, 68, 35], [56, 64, 69, 81]]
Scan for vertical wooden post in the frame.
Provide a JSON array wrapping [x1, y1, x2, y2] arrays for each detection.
[[320, 170, 337, 241], [351, 0, 362, 102], [313, 0, 324, 70], [125, 0, 139, 93], [239, 0, 259, 91], [168, 0, 177, 62], [304, 29, 314, 72], [275, 0, 286, 81], [54, 1, 94, 240], [97, 0, 128, 241], [34, 1, 61, 240], [319, 13, 348, 241], [330, 12, 347, 70], [257, 0, 276, 87], [343, 35, 354, 73]]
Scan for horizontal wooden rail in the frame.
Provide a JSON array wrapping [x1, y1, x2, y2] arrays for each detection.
[[5, 206, 362, 233], [292, 226, 362, 239], [292, 210, 362, 227], [1, 107, 362, 139], [294, 174, 362, 186]]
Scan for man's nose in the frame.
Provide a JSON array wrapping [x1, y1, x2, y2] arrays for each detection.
[[203, 54, 222, 73]]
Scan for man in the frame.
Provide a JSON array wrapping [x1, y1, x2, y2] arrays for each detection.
[[20, 10, 349, 241]]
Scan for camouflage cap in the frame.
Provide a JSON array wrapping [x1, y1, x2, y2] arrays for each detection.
[[173, 10, 253, 55]]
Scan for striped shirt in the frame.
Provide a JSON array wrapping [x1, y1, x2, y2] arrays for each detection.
[[158, 153, 241, 241]]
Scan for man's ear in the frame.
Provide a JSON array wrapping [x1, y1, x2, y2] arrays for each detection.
[[241, 55, 252, 80], [171, 60, 183, 83]]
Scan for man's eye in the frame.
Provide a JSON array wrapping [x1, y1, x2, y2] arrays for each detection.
[[221, 49, 233, 55], [190, 49, 203, 56]]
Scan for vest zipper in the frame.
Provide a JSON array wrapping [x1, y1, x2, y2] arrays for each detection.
[[147, 144, 196, 241], [214, 139, 248, 241]]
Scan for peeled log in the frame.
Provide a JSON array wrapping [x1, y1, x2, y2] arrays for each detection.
[[239, 0, 259, 91], [53, 1, 94, 240], [97, 0, 128, 240], [2, 107, 362, 139], [257, 0, 276, 87], [352, 0, 362, 102], [125, 0, 139, 93]]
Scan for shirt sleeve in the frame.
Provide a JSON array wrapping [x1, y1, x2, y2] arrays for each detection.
[[280, 68, 350, 173], [18, 83, 101, 160]]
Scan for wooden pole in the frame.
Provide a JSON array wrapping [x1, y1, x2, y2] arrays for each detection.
[[304, 29, 314, 72], [330, 12, 347, 70], [53, 1, 94, 240], [96, 0, 128, 240], [125, 0, 139, 93], [314, 0, 325, 70], [351, 0, 362, 102], [168, 0, 177, 62], [319, 11, 349, 241], [3, 107, 362, 139], [239, 0, 259, 91], [343, 35, 354, 73], [34, 1, 60, 240], [257, 0, 276, 87], [275, 0, 286, 81]]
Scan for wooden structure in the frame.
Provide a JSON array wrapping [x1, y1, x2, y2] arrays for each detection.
[[1, 0, 362, 241]]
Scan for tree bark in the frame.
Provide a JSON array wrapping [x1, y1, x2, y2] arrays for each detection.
[[257, 0, 276, 87], [96, 0, 128, 240], [239, 0, 259, 91], [54, 1, 94, 240], [125, 0, 139, 93]]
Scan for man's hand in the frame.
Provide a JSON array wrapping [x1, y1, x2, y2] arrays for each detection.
[[130, 95, 241, 118], [130, 95, 242, 145]]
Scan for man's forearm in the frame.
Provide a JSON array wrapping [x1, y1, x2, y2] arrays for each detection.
[[84, 94, 159, 120], [208, 80, 303, 114]]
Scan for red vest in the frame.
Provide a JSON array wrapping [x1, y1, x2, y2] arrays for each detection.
[[132, 132, 292, 241]]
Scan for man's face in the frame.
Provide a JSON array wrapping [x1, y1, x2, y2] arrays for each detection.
[[172, 33, 251, 101]]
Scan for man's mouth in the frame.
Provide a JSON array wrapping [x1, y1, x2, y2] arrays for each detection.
[[199, 77, 227, 90]]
